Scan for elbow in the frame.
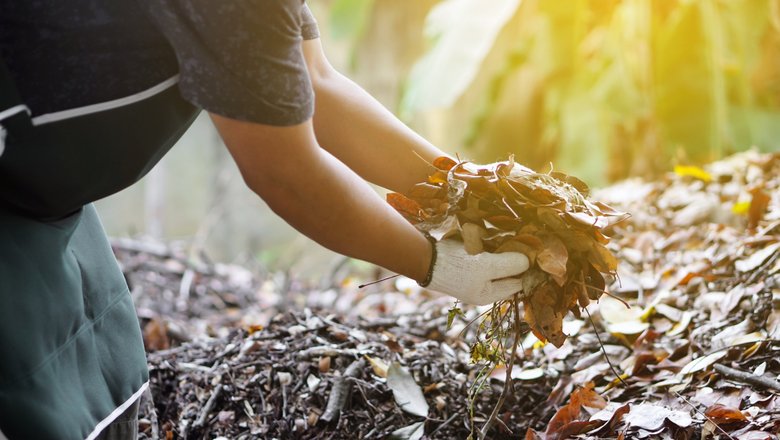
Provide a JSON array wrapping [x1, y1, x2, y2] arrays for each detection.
[[308, 61, 342, 94]]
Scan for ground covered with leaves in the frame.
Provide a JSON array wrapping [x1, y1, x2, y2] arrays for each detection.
[[120, 151, 780, 439]]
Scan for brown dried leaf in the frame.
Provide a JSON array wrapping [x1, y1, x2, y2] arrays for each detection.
[[433, 156, 457, 171], [588, 242, 619, 273], [143, 317, 170, 351], [544, 398, 581, 440], [544, 385, 605, 439], [537, 234, 569, 280], [566, 211, 609, 229], [428, 170, 448, 185], [524, 283, 566, 347], [590, 403, 631, 438], [496, 240, 539, 265], [559, 421, 604, 439], [318, 356, 331, 373], [514, 233, 544, 249], [551, 171, 590, 196], [584, 264, 606, 300], [407, 182, 444, 199], [387, 193, 424, 221], [576, 382, 607, 409], [459, 195, 488, 223], [748, 187, 770, 230], [461, 223, 487, 255], [364, 355, 389, 378], [704, 404, 748, 428]]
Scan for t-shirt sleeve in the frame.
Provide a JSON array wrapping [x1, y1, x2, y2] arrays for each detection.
[[301, 4, 320, 40], [141, 0, 316, 126]]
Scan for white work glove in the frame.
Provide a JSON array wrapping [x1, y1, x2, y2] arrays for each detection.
[[420, 239, 530, 305]]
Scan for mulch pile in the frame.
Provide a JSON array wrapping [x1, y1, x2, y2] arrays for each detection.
[[118, 151, 780, 440]]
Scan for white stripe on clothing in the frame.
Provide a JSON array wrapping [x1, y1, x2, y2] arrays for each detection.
[[84, 381, 149, 440], [32, 75, 179, 126]]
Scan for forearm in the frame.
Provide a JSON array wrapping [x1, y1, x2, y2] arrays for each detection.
[[310, 68, 448, 193], [211, 114, 432, 282]]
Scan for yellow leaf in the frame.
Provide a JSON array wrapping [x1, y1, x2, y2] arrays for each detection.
[[364, 355, 389, 378], [674, 165, 712, 182], [732, 201, 751, 215]]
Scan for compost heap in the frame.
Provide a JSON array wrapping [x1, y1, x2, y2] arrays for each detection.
[[388, 156, 628, 347]]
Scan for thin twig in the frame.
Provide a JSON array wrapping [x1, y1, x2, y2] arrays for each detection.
[[673, 391, 735, 440], [457, 305, 500, 339], [479, 299, 523, 439], [193, 379, 223, 429], [358, 274, 400, 289], [429, 412, 460, 438], [584, 307, 627, 388]]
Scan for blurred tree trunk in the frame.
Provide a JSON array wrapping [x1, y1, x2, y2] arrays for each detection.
[[351, 0, 438, 111]]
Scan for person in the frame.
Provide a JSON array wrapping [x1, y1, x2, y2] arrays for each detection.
[[0, 1, 530, 438]]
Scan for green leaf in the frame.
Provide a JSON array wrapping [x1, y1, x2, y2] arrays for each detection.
[[446, 303, 464, 329]]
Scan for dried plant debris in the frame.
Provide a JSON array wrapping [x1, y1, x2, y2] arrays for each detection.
[[388, 156, 628, 348], [140, 309, 558, 440], [125, 151, 780, 439]]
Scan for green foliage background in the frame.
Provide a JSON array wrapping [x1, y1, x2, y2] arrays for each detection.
[[331, 0, 780, 185]]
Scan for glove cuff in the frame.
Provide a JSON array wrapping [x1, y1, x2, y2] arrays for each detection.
[[418, 232, 437, 287]]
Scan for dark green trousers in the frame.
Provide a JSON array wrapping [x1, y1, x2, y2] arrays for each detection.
[[0, 204, 148, 440]]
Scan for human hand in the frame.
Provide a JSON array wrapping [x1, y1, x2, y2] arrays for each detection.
[[420, 239, 530, 305]]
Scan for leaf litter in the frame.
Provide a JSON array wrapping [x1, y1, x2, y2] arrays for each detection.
[[121, 151, 780, 439]]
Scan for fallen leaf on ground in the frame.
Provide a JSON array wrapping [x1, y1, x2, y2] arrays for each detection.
[[387, 362, 430, 418]]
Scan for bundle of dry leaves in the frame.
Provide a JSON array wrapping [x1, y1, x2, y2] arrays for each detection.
[[388, 156, 628, 347]]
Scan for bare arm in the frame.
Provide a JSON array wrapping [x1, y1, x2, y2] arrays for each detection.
[[302, 38, 449, 194], [210, 113, 432, 282]]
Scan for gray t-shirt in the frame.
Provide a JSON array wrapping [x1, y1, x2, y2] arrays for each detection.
[[0, 0, 320, 126], [140, 0, 320, 126]]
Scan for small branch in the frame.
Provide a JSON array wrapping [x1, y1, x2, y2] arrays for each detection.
[[193, 380, 223, 429], [364, 414, 398, 438], [321, 358, 366, 423], [429, 412, 459, 438], [714, 363, 780, 392], [479, 299, 523, 439]]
